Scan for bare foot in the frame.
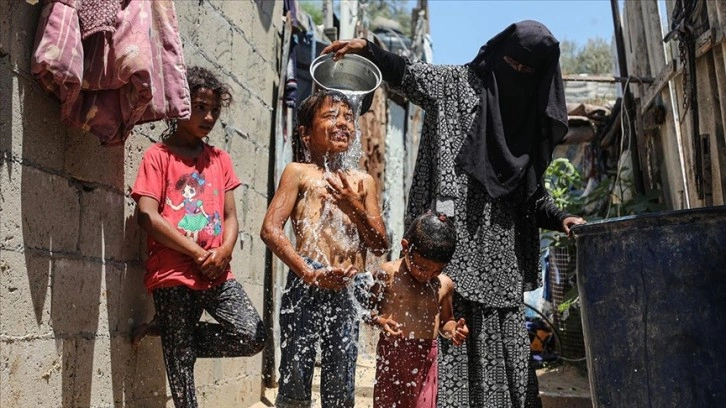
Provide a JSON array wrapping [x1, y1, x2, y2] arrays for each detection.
[[131, 317, 160, 346]]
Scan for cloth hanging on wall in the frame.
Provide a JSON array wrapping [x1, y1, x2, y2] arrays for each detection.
[[31, 0, 190, 146]]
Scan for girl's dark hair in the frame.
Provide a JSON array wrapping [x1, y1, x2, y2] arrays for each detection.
[[296, 89, 352, 131], [162, 66, 232, 139], [403, 211, 457, 263], [187, 66, 233, 107]]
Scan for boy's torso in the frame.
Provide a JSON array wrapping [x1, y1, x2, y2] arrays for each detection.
[[291, 164, 367, 272], [379, 260, 441, 339]]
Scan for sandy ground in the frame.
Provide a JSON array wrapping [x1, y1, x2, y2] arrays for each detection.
[[252, 326, 593, 407]]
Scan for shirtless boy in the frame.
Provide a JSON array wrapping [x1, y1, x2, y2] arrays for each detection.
[[260, 89, 389, 408], [368, 211, 469, 408]]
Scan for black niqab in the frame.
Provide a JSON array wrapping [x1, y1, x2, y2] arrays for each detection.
[[455, 20, 568, 200]]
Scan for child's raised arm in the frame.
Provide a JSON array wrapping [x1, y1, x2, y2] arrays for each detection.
[[438, 275, 469, 346], [325, 171, 389, 255]]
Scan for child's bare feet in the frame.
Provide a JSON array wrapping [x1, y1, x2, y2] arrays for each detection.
[[131, 316, 160, 346]]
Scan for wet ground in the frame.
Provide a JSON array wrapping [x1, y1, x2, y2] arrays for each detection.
[[252, 325, 593, 407]]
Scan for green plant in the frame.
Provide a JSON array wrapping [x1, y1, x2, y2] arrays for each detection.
[[542, 158, 584, 249], [542, 157, 664, 326]]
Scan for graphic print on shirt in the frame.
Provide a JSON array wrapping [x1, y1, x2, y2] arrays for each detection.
[[165, 172, 220, 243]]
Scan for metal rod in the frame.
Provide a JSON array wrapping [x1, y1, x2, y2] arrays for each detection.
[[562, 75, 655, 84]]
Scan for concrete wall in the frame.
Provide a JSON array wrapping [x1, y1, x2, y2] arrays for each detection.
[[0, 1, 282, 406]]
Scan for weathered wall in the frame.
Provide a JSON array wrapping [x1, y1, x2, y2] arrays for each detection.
[[0, 1, 282, 406], [623, 0, 726, 209]]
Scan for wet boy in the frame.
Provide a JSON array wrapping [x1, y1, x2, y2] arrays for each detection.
[[260, 90, 389, 407], [368, 211, 468, 408]]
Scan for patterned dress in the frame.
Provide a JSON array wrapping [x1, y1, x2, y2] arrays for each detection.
[[394, 60, 562, 407]]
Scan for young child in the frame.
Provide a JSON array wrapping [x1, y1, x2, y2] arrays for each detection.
[[131, 66, 266, 408], [260, 89, 389, 407], [368, 211, 469, 408]]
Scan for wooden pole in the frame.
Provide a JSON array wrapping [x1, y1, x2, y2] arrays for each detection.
[[611, 0, 646, 194]]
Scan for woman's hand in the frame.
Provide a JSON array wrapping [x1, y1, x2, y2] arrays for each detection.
[[320, 38, 368, 61], [562, 216, 586, 237]]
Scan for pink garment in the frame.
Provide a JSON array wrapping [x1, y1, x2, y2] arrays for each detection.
[[78, 0, 120, 39], [32, 0, 190, 145], [374, 334, 438, 408]]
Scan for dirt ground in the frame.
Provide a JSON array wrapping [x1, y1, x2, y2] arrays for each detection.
[[537, 363, 592, 408]]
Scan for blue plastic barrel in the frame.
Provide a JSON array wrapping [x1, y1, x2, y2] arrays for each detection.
[[572, 206, 726, 407]]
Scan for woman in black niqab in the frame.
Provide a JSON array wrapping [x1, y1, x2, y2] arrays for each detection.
[[457, 20, 569, 200], [321, 20, 585, 408]]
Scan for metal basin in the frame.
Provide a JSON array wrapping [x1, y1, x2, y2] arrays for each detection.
[[310, 53, 381, 113]]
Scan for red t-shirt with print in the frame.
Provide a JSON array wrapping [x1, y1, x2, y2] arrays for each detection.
[[132, 143, 241, 291]]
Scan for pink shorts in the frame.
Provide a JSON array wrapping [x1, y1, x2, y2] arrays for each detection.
[[374, 333, 438, 408]]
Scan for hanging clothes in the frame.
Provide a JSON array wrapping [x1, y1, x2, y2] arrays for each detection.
[[31, 0, 190, 146]]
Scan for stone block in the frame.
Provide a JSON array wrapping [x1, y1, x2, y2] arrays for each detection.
[[69, 337, 117, 406], [207, 0, 256, 33], [246, 1, 283, 57], [0, 338, 65, 408], [78, 187, 137, 261], [229, 30, 275, 98], [180, 6, 235, 71], [241, 190, 269, 241], [230, 238, 265, 286], [8, 1, 42, 74], [253, 144, 272, 194], [64, 128, 126, 187], [124, 130, 156, 190], [116, 262, 155, 338], [0, 163, 80, 252], [195, 354, 263, 394], [233, 137, 259, 190], [0, 1, 10, 57], [0, 160, 22, 250], [0, 250, 53, 337], [50, 257, 104, 335], [122, 335, 169, 406], [122, 195, 145, 261], [9, 75, 67, 173]]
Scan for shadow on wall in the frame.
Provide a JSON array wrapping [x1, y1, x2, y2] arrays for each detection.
[[9, 2, 166, 406], [255, 0, 275, 31]]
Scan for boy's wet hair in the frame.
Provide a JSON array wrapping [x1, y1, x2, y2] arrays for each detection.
[[296, 89, 353, 131], [186, 66, 233, 107], [403, 211, 457, 263]]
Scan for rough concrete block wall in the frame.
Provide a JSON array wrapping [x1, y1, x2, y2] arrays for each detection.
[[0, 1, 281, 407]]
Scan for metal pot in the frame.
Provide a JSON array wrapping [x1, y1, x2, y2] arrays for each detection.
[[309, 53, 382, 114]]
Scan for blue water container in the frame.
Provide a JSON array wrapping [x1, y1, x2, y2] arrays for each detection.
[[572, 206, 726, 407]]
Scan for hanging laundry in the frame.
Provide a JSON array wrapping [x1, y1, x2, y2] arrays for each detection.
[[31, 0, 190, 146]]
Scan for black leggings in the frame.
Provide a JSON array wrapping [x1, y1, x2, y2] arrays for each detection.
[[153, 279, 266, 407]]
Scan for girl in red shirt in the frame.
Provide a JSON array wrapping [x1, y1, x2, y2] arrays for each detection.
[[131, 66, 265, 408]]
